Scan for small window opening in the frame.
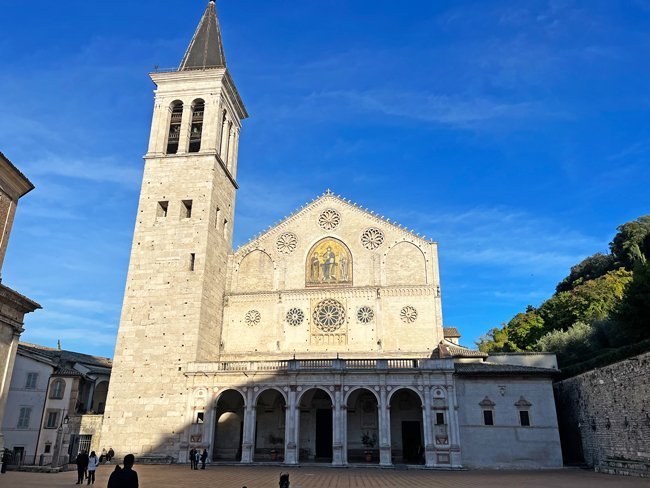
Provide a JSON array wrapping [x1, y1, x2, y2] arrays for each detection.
[[215, 207, 220, 228], [483, 410, 494, 426], [157, 201, 169, 218], [435, 412, 445, 425], [196, 412, 204, 424], [189, 253, 196, 271], [223, 219, 228, 238], [44, 443, 52, 454], [188, 100, 204, 153], [45, 410, 59, 429], [519, 410, 530, 426], [25, 372, 38, 389], [166, 101, 183, 154], [182, 200, 193, 219]]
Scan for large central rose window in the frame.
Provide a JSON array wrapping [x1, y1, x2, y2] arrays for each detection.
[[312, 299, 346, 333]]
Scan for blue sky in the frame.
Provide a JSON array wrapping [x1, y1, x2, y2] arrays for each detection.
[[2, 0, 649, 358]]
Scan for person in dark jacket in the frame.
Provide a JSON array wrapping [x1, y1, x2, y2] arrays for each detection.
[[200, 449, 208, 469], [107, 454, 138, 488], [107, 448, 115, 462], [189, 448, 196, 469], [76, 450, 89, 484]]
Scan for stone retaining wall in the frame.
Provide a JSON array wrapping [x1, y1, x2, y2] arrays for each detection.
[[553, 352, 650, 467]]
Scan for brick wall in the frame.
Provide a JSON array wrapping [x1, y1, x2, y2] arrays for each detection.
[[554, 352, 650, 466]]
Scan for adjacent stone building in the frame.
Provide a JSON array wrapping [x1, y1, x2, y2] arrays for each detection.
[[2, 342, 112, 466], [0, 151, 41, 453], [102, 1, 563, 469]]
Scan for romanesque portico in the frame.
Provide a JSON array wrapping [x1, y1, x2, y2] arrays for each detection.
[[184, 358, 462, 468]]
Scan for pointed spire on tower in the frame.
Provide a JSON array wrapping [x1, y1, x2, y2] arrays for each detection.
[[179, 0, 227, 71]]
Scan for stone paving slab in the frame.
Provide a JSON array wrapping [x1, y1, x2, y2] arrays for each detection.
[[1, 464, 649, 488]]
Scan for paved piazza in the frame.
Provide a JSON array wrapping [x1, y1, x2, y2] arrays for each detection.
[[1, 465, 648, 488]]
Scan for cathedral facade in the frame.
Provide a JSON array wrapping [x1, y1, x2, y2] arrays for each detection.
[[102, 1, 563, 469]]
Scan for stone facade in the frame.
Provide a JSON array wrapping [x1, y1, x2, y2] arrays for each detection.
[[554, 352, 650, 468], [0, 152, 41, 453], [102, 1, 563, 469]]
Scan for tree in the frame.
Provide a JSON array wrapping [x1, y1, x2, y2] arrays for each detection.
[[614, 260, 650, 341], [556, 253, 616, 293], [610, 215, 650, 269], [476, 327, 519, 353], [505, 307, 546, 350]]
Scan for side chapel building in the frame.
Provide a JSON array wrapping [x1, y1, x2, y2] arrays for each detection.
[[102, 1, 563, 469]]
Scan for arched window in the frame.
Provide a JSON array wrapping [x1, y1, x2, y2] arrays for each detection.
[[50, 379, 66, 399], [188, 99, 204, 153], [166, 101, 183, 154]]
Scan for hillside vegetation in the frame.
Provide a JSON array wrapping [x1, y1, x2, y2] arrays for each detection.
[[477, 216, 650, 374]]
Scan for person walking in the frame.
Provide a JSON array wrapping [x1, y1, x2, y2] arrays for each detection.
[[189, 448, 196, 469], [75, 450, 89, 485], [107, 454, 138, 488], [87, 451, 99, 485], [200, 449, 208, 469], [193, 449, 200, 470]]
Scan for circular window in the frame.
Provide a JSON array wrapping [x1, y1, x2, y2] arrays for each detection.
[[361, 228, 385, 250], [400, 306, 418, 324], [286, 308, 305, 326], [357, 306, 375, 324], [245, 310, 261, 326], [276, 232, 298, 254], [318, 209, 341, 231], [312, 299, 346, 332]]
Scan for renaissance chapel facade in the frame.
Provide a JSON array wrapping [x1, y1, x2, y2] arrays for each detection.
[[102, 1, 563, 469]]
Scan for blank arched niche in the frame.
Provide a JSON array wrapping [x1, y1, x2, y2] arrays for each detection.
[[236, 250, 274, 292], [384, 241, 427, 285]]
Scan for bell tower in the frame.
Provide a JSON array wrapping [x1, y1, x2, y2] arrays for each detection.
[[103, 0, 247, 457]]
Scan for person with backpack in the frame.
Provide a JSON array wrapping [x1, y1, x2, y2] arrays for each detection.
[[107, 454, 138, 488]]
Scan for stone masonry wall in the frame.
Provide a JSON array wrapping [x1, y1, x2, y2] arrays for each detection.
[[553, 352, 650, 467]]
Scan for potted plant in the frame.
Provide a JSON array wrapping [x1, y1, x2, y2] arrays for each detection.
[[361, 431, 377, 462]]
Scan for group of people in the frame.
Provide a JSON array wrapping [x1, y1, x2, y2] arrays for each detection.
[[74, 450, 99, 485], [189, 448, 208, 470], [76, 447, 119, 485], [77, 451, 138, 487]]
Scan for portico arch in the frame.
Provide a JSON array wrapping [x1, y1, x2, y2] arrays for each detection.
[[389, 388, 425, 464], [297, 388, 334, 462], [346, 388, 379, 464], [253, 389, 286, 462], [212, 389, 245, 461]]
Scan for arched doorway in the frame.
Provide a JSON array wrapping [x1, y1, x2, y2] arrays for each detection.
[[389, 389, 424, 464], [212, 389, 245, 461], [254, 389, 286, 462], [298, 388, 333, 462], [346, 388, 379, 464], [91, 381, 109, 414]]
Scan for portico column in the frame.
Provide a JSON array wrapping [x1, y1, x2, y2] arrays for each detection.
[[284, 387, 298, 464], [422, 386, 435, 467], [446, 383, 462, 467], [241, 389, 255, 463], [378, 387, 392, 466], [332, 387, 344, 466], [177, 104, 192, 154]]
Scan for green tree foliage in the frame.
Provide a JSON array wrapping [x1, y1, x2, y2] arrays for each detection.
[[476, 214, 650, 363], [609, 215, 650, 268], [505, 307, 545, 350], [614, 260, 650, 341], [555, 253, 616, 293]]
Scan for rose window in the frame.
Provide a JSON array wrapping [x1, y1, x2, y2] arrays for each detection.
[[276, 232, 298, 254], [312, 299, 346, 332], [318, 209, 341, 231], [245, 310, 261, 326], [286, 308, 305, 326], [400, 306, 418, 324], [357, 306, 374, 324], [361, 228, 384, 250]]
